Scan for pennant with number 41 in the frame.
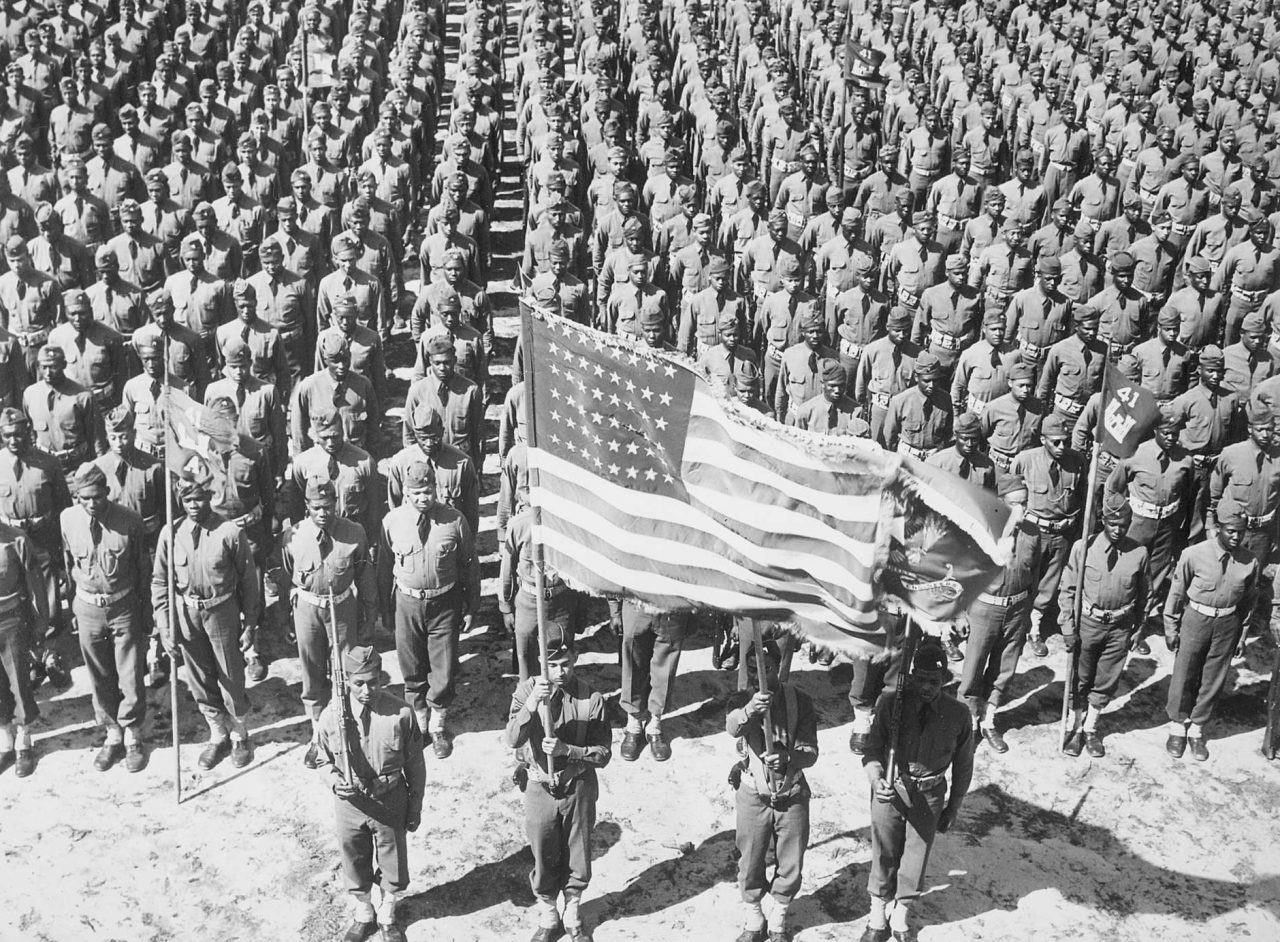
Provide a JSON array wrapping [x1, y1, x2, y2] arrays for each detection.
[[1100, 363, 1160, 459]]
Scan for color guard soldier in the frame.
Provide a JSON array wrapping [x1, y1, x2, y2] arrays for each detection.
[[152, 465, 260, 771], [62, 462, 149, 773], [499, 482, 580, 682], [504, 635, 611, 942], [862, 637, 972, 942], [1059, 493, 1149, 758], [1163, 496, 1259, 762], [278, 478, 377, 769], [377, 462, 479, 760], [318, 645, 425, 942], [959, 473, 1039, 752], [1014, 413, 1085, 657], [0, 506, 49, 778], [727, 633, 818, 942]]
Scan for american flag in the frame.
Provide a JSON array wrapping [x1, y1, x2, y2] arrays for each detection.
[[522, 311, 1011, 653]]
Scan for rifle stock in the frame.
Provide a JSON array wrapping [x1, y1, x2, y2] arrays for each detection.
[[884, 616, 921, 792], [328, 588, 352, 786]]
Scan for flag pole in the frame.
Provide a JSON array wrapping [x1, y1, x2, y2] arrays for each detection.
[[163, 330, 182, 803], [518, 303, 558, 786], [884, 613, 920, 792], [1060, 340, 1111, 751]]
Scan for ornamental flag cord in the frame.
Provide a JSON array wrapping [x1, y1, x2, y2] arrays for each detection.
[[520, 308, 1015, 655]]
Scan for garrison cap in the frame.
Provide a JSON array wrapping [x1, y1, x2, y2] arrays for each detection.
[[71, 462, 108, 495], [344, 645, 381, 679], [404, 461, 435, 489]]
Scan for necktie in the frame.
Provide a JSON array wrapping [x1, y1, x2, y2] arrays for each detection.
[[190, 273, 198, 297], [241, 323, 251, 343], [150, 379, 161, 402], [360, 703, 371, 737], [418, 511, 431, 543], [191, 519, 202, 551], [828, 402, 839, 429], [236, 384, 246, 408], [50, 244, 61, 271], [1106, 540, 1119, 567], [128, 239, 137, 260], [105, 287, 114, 308], [90, 518, 102, 547], [343, 276, 353, 291]]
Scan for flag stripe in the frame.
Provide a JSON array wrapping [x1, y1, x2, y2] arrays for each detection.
[[684, 431, 884, 524], [534, 523, 884, 633], [690, 388, 857, 473], [531, 455, 882, 610]]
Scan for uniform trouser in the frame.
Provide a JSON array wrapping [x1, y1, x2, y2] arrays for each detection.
[[0, 608, 37, 726], [1128, 514, 1183, 613], [763, 355, 782, 413], [735, 782, 809, 905], [175, 596, 249, 726], [1072, 616, 1133, 710], [848, 651, 899, 711], [907, 171, 938, 211], [868, 776, 948, 901], [279, 328, 308, 394], [958, 599, 1029, 712], [240, 521, 269, 657], [1223, 297, 1260, 348], [294, 595, 357, 718], [621, 607, 684, 719], [525, 771, 598, 901], [1040, 165, 1076, 214], [395, 584, 462, 714], [1167, 612, 1244, 726], [514, 588, 579, 682], [935, 224, 963, 256], [1034, 529, 1073, 615], [335, 784, 410, 894], [1189, 462, 1214, 542], [868, 403, 889, 445], [75, 594, 146, 730]]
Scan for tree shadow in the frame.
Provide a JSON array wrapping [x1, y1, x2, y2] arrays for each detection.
[[582, 828, 738, 927], [401, 820, 623, 926], [921, 783, 1280, 926]]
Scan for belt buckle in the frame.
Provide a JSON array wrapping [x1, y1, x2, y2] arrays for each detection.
[[93, 592, 110, 607]]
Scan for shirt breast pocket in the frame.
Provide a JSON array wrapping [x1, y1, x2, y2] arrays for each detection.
[[434, 537, 458, 561], [390, 537, 421, 565], [101, 546, 124, 578], [58, 410, 79, 434]]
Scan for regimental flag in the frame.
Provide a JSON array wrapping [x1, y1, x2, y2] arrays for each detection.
[[1100, 363, 1160, 459], [164, 386, 260, 489], [522, 310, 1012, 654]]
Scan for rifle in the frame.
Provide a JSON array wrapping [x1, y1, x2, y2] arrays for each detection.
[[328, 586, 353, 789], [884, 615, 921, 797]]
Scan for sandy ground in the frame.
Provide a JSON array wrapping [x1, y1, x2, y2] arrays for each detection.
[[5, 5, 1280, 940], [3, 614, 1279, 942]]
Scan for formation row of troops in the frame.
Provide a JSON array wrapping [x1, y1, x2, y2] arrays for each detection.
[[2, 0, 1279, 941]]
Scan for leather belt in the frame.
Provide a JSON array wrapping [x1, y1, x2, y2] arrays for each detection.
[[1244, 509, 1276, 528], [295, 586, 354, 608], [786, 209, 807, 228], [1187, 600, 1236, 618], [396, 580, 457, 601], [1170, 221, 1194, 236], [1129, 496, 1180, 520], [1, 513, 49, 528], [76, 587, 133, 607], [896, 441, 935, 460], [1025, 510, 1078, 533], [233, 504, 264, 528], [897, 286, 920, 308], [177, 589, 234, 610], [977, 589, 1028, 607], [1019, 338, 1045, 361], [1082, 601, 1134, 623], [869, 391, 891, 409], [519, 581, 568, 600], [931, 329, 962, 351], [968, 395, 990, 415], [839, 339, 865, 358], [17, 328, 50, 347], [990, 449, 1014, 470], [937, 212, 963, 230], [1053, 394, 1085, 417], [1231, 285, 1266, 304], [1050, 161, 1074, 171]]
